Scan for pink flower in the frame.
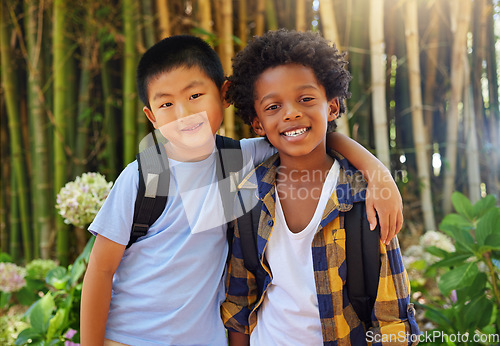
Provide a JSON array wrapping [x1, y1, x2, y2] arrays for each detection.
[[64, 328, 79, 346]]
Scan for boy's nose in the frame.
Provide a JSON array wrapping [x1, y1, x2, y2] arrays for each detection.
[[283, 106, 302, 121], [175, 104, 191, 119]]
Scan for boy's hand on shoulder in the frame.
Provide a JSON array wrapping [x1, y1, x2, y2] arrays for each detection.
[[365, 171, 403, 245]]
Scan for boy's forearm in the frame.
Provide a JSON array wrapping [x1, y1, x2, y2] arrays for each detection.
[[80, 266, 113, 345], [228, 330, 250, 346], [80, 235, 125, 346], [326, 132, 390, 180]]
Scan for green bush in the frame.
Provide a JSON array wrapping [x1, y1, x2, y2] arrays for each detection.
[[418, 192, 500, 345], [13, 237, 94, 346]]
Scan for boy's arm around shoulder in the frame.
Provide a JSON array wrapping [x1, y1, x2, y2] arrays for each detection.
[[221, 221, 259, 336], [368, 236, 419, 346], [326, 132, 403, 245], [81, 235, 125, 346]]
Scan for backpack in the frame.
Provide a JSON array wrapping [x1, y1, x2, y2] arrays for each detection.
[[236, 193, 380, 328], [128, 132, 243, 249]]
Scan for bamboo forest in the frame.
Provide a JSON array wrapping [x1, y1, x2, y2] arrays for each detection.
[[1, 0, 500, 344]]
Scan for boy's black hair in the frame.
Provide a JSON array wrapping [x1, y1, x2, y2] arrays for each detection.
[[137, 35, 225, 108], [226, 29, 351, 129]]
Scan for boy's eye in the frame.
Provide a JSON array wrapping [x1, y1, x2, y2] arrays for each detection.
[[301, 97, 314, 102], [160, 102, 173, 108], [265, 104, 279, 111], [190, 93, 202, 100]]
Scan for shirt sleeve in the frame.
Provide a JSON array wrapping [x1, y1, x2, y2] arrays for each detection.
[[239, 137, 277, 169], [87, 161, 139, 245], [368, 236, 420, 346], [221, 221, 259, 335]]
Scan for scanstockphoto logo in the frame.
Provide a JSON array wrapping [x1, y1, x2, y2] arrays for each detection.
[[366, 330, 500, 344]]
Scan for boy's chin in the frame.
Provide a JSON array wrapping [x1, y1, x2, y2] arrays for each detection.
[[164, 133, 216, 161]]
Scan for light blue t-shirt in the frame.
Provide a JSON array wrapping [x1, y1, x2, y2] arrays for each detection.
[[89, 137, 274, 345]]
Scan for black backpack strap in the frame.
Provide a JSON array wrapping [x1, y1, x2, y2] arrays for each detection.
[[127, 133, 170, 249], [215, 135, 243, 256], [235, 178, 268, 298], [345, 202, 380, 328]]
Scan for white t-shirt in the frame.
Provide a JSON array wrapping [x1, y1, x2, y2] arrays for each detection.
[[89, 137, 274, 346], [250, 160, 340, 346]]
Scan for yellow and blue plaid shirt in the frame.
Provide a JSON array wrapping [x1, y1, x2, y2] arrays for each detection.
[[222, 153, 419, 345]]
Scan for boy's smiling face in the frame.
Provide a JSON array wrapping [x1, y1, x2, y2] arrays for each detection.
[[251, 63, 339, 159], [143, 65, 227, 159]]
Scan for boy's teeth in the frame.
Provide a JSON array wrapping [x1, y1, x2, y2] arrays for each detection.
[[284, 128, 308, 137]]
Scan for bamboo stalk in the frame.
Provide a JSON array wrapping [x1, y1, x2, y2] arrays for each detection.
[[221, 0, 235, 138], [404, 0, 436, 231], [265, 1, 278, 31], [141, 0, 156, 48], [423, 1, 440, 162], [74, 7, 94, 178], [238, 0, 247, 47], [1, 1, 33, 262], [100, 46, 118, 181], [156, 0, 170, 39], [0, 114, 8, 253], [9, 174, 20, 260], [319, 0, 350, 137], [25, 0, 51, 259], [255, 0, 266, 36], [463, 58, 481, 203], [485, 0, 499, 199], [347, 0, 370, 144], [122, 0, 138, 164], [369, 0, 390, 168], [296, 0, 306, 32], [442, 0, 472, 214], [53, 0, 72, 264], [199, 0, 213, 41]]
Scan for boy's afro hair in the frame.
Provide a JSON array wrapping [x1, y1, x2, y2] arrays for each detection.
[[226, 29, 351, 125]]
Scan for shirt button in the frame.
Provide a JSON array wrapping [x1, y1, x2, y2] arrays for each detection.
[[267, 220, 273, 226]]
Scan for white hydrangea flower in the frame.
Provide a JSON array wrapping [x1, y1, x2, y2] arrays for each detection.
[[0, 263, 26, 293], [56, 172, 113, 228], [419, 230, 455, 265]]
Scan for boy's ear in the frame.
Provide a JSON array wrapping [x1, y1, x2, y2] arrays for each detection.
[[221, 80, 231, 109], [143, 106, 158, 128], [328, 98, 340, 121], [251, 118, 266, 136]]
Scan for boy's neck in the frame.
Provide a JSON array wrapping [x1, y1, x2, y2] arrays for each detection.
[[164, 137, 216, 162], [277, 147, 333, 182]]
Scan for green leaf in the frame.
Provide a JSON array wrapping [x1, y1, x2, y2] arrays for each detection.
[[440, 212, 473, 229], [69, 260, 86, 287], [463, 295, 492, 329], [478, 234, 500, 254], [426, 246, 450, 258], [16, 286, 39, 306], [473, 195, 497, 218], [452, 192, 474, 220], [15, 328, 42, 345], [0, 252, 13, 262], [440, 225, 476, 254], [430, 254, 472, 269], [476, 208, 500, 246], [0, 291, 12, 308], [457, 272, 487, 301], [46, 309, 65, 342], [46, 267, 68, 290], [416, 303, 455, 331], [29, 293, 55, 334], [438, 262, 479, 296]]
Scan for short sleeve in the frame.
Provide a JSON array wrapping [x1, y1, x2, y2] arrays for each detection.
[[239, 137, 276, 171], [88, 161, 139, 245]]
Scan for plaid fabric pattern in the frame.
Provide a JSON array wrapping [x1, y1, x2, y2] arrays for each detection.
[[221, 153, 419, 345]]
